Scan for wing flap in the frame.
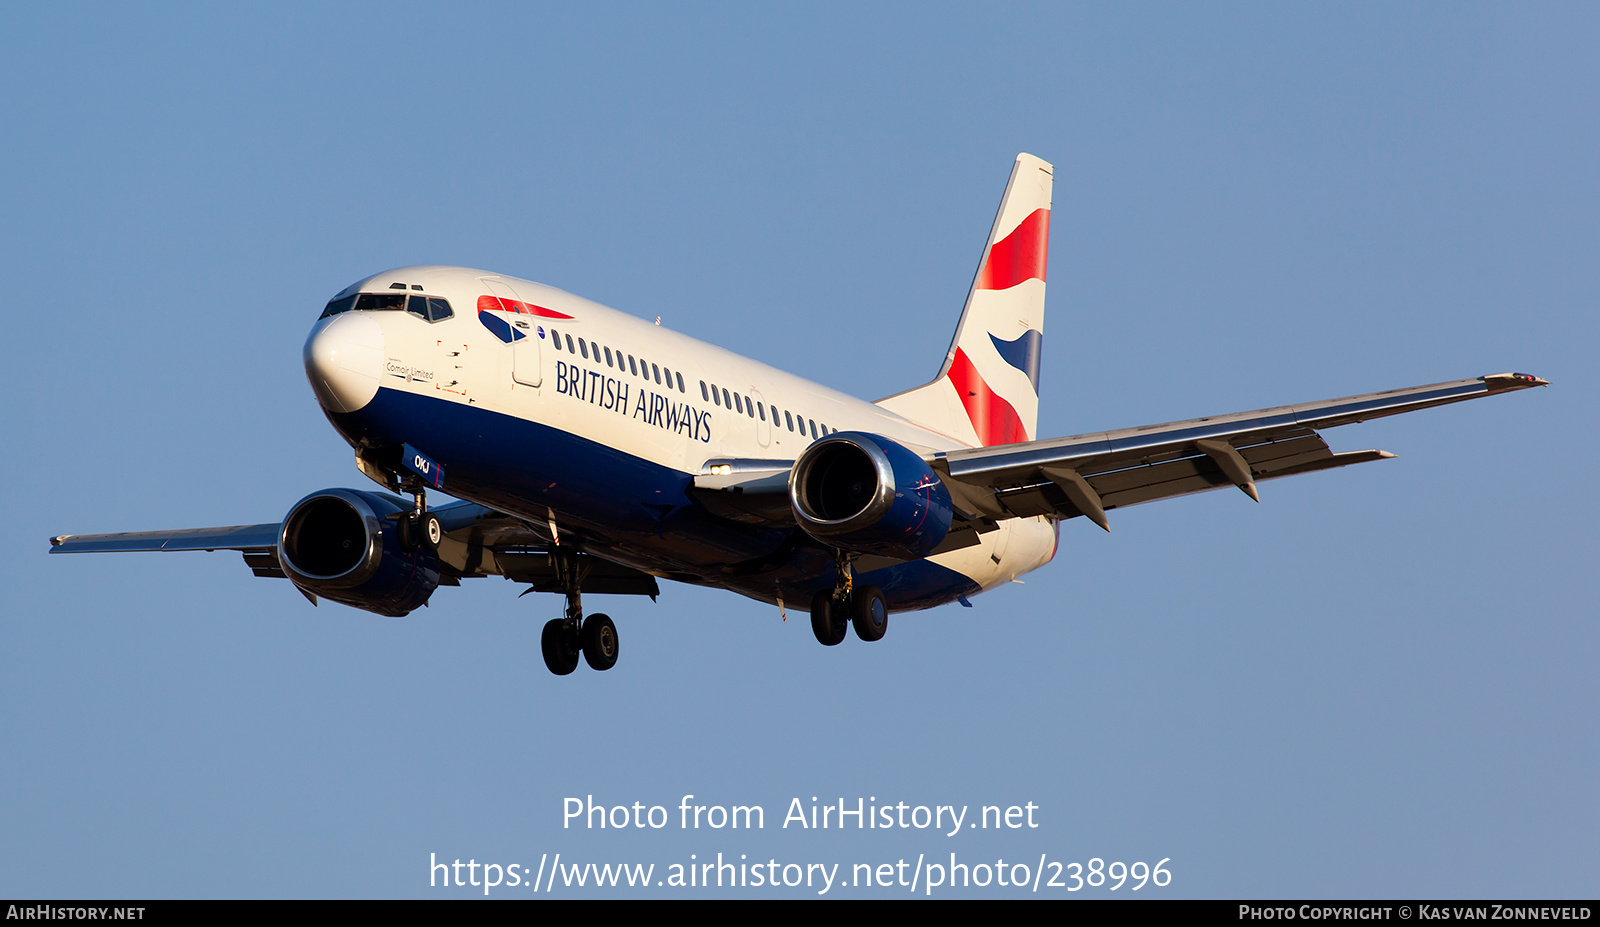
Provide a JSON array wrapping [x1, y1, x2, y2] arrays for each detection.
[[991, 438, 1395, 518], [493, 551, 661, 597], [242, 550, 287, 578]]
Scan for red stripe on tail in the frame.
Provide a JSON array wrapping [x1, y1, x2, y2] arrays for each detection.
[[948, 348, 1029, 446], [976, 208, 1049, 291]]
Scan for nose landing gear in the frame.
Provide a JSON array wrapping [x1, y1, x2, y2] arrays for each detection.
[[392, 478, 442, 553]]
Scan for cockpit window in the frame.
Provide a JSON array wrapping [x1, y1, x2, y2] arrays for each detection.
[[322, 291, 453, 321], [355, 293, 407, 312], [320, 295, 358, 318], [404, 295, 454, 322]]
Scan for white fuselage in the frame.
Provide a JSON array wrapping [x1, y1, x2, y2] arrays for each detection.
[[307, 265, 1056, 610]]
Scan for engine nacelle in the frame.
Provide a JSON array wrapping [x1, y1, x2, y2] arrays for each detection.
[[277, 488, 440, 617], [789, 432, 953, 559]]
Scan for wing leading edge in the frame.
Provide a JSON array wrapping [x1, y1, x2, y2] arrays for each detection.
[[930, 372, 1547, 529]]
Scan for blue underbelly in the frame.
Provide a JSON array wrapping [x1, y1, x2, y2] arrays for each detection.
[[326, 388, 980, 612]]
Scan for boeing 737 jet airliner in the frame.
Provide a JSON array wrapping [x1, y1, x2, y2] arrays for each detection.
[[50, 154, 1546, 675]]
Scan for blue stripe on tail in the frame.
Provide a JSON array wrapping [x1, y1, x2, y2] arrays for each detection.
[[989, 329, 1042, 390]]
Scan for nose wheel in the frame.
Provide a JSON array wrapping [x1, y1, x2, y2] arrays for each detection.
[[397, 510, 442, 552], [392, 478, 441, 552]]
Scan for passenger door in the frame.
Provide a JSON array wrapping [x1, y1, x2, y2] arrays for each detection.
[[480, 277, 542, 388]]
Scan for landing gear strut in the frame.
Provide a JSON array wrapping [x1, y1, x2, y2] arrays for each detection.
[[808, 551, 888, 646], [395, 478, 441, 552], [539, 547, 620, 675]]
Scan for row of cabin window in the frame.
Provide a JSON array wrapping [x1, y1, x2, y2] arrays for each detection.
[[698, 380, 836, 441], [537, 323, 836, 440], [547, 329, 686, 394]]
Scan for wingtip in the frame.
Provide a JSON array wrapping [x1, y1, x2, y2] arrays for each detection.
[[1483, 372, 1548, 391]]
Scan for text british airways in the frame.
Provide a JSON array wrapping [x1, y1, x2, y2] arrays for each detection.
[[555, 360, 712, 443]]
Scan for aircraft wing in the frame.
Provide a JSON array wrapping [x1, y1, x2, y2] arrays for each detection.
[[50, 524, 282, 554], [49, 524, 288, 577], [689, 371, 1546, 537], [931, 372, 1547, 530], [49, 501, 660, 595]]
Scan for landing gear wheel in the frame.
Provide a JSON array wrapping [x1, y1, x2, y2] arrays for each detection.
[[851, 585, 888, 642], [418, 512, 443, 551], [582, 613, 619, 671], [811, 590, 846, 646], [540, 618, 580, 676]]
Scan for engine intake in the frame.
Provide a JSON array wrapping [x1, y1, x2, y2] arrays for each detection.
[[278, 488, 439, 617], [789, 433, 953, 559]]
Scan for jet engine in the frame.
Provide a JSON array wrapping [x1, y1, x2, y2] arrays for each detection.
[[789, 432, 953, 559], [276, 488, 440, 617]]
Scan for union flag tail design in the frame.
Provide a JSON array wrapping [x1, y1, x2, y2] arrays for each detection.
[[876, 153, 1051, 447]]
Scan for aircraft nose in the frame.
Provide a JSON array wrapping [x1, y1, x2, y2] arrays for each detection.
[[304, 312, 384, 413]]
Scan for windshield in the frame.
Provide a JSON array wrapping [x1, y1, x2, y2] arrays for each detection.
[[321, 292, 451, 320]]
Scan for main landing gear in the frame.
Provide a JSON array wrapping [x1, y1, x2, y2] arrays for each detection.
[[809, 551, 888, 647], [539, 548, 620, 675]]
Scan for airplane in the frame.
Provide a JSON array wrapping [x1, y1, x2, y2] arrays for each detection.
[[49, 153, 1546, 676]]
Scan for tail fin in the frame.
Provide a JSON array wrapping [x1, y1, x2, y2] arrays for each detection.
[[876, 153, 1052, 447]]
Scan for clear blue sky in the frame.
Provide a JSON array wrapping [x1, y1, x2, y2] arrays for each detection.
[[3, 2, 1594, 898]]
